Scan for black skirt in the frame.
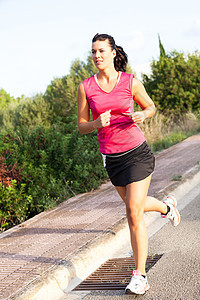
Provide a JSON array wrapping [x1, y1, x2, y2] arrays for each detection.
[[102, 141, 155, 186]]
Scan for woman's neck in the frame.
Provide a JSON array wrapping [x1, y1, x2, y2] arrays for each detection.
[[97, 66, 118, 83]]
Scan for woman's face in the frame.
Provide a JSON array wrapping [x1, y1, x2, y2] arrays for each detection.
[[92, 39, 116, 70]]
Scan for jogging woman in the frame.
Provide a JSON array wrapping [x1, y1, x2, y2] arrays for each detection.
[[77, 33, 180, 295]]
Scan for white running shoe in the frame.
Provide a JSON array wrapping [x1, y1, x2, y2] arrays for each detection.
[[125, 270, 150, 295], [161, 195, 180, 226]]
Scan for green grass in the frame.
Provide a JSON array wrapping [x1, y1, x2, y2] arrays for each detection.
[[150, 129, 200, 154], [172, 175, 182, 181]]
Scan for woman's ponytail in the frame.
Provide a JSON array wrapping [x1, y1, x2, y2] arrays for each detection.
[[114, 45, 128, 72], [92, 33, 128, 72]]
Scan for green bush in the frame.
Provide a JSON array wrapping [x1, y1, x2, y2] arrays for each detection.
[[0, 120, 108, 230], [0, 181, 32, 231], [67, 130, 108, 192]]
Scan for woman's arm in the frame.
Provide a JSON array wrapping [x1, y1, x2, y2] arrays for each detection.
[[77, 83, 97, 134], [77, 83, 111, 134], [127, 78, 156, 124]]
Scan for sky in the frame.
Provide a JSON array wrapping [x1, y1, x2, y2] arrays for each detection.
[[0, 0, 199, 98]]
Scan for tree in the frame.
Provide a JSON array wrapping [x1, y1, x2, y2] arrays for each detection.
[[1, 94, 52, 130], [158, 34, 166, 58], [44, 59, 90, 123], [0, 89, 16, 109], [142, 50, 200, 115]]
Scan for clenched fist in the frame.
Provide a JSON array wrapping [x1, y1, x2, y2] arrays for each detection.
[[124, 111, 146, 124], [95, 110, 111, 128]]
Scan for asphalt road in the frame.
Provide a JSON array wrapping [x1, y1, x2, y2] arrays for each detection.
[[66, 192, 200, 300]]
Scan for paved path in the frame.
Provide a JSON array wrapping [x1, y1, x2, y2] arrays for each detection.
[[0, 134, 200, 300], [79, 189, 200, 299]]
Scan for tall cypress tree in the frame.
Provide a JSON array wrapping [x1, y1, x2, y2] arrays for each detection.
[[158, 34, 166, 58]]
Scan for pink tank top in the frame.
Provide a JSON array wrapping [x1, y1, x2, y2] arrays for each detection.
[[82, 72, 145, 154]]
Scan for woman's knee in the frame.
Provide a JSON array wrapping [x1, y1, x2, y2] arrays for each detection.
[[126, 206, 144, 227]]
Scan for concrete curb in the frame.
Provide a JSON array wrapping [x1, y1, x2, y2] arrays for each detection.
[[11, 164, 200, 300]]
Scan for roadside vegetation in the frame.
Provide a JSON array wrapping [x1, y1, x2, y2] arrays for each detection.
[[0, 37, 199, 231]]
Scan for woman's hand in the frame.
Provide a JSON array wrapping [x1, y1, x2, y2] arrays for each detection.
[[95, 110, 111, 128], [125, 111, 146, 124]]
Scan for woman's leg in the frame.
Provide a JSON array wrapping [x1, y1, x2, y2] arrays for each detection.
[[125, 175, 152, 275], [144, 196, 168, 213], [115, 176, 168, 274], [115, 187, 168, 214], [115, 185, 126, 202]]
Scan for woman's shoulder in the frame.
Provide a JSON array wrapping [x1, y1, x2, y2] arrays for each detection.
[[80, 75, 96, 97], [82, 74, 95, 86], [120, 72, 134, 83], [119, 72, 135, 90], [121, 71, 134, 78]]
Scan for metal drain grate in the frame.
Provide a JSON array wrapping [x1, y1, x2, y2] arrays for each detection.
[[74, 254, 163, 290]]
